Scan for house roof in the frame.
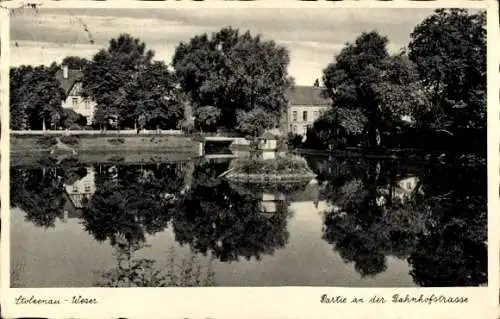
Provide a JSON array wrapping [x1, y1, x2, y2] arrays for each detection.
[[62, 191, 84, 218], [260, 131, 276, 139], [55, 68, 83, 95], [287, 86, 330, 106]]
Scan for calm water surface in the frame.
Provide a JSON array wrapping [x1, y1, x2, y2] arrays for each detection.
[[10, 154, 487, 287]]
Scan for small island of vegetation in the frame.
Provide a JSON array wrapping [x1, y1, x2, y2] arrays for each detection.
[[225, 156, 316, 183]]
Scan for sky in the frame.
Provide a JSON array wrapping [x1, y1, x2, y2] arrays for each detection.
[[10, 8, 437, 85]]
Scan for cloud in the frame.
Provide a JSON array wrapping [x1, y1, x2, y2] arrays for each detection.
[[10, 7, 436, 85], [10, 41, 100, 67]]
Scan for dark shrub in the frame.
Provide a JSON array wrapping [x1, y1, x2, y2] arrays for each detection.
[[107, 138, 125, 145], [60, 135, 80, 146], [62, 108, 88, 129], [287, 133, 303, 149], [36, 135, 57, 148]]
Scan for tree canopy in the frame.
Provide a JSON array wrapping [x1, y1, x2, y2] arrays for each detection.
[[236, 107, 276, 138], [10, 65, 65, 130], [321, 31, 425, 149], [82, 34, 182, 129], [61, 56, 90, 70], [408, 8, 486, 154], [194, 105, 222, 132], [172, 27, 293, 131]]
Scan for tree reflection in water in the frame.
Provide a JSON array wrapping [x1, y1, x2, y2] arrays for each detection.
[[10, 154, 486, 286], [80, 163, 185, 245], [171, 161, 292, 263], [309, 155, 486, 286], [10, 158, 88, 228], [81, 162, 216, 287], [407, 155, 487, 286]]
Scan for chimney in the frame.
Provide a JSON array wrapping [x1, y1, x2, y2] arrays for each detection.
[[62, 65, 69, 79], [62, 210, 68, 223]]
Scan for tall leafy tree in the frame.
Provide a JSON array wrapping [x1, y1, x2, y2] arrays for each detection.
[[172, 27, 293, 130], [322, 32, 425, 148], [10, 65, 65, 130], [82, 34, 181, 129], [117, 61, 184, 130], [235, 107, 275, 138], [408, 9, 486, 155], [61, 56, 90, 70], [194, 105, 222, 132]]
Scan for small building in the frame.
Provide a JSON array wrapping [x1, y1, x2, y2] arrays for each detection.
[[284, 86, 414, 138], [258, 132, 278, 160], [55, 65, 97, 126], [60, 166, 96, 223], [396, 176, 419, 195], [376, 175, 421, 206], [286, 86, 330, 136], [63, 167, 96, 209], [260, 193, 287, 216], [261, 193, 286, 213]]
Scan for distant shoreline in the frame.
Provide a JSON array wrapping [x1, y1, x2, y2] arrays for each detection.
[[9, 131, 480, 164], [10, 132, 199, 155]]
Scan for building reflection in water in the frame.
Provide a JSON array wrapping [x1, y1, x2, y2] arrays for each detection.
[[61, 166, 96, 223]]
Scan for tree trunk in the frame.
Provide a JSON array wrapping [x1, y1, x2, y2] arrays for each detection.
[[375, 128, 381, 147]]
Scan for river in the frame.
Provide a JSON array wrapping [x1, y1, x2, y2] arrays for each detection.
[[10, 153, 487, 287]]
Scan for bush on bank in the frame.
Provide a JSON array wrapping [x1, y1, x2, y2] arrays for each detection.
[[36, 136, 57, 148]]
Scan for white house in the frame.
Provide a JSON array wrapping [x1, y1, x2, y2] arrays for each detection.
[[63, 167, 96, 208], [286, 86, 330, 136], [56, 65, 97, 126]]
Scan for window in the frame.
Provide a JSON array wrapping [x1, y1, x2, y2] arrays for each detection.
[[313, 111, 319, 118], [292, 111, 297, 122], [72, 186, 79, 193], [303, 125, 308, 133], [303, 111, 308, 122], [72, 97, 78, 108], [84, 98, 90, 109], [292, 125, 297, 133], [84, 185, 91, 193], [290, 124, 293, 132]]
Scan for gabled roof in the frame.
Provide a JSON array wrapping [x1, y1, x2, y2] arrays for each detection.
[[260, 131, 276, 139], [61, 191, 84, 218], [287, 86, 330, 106], [55, 68, 83, 95]]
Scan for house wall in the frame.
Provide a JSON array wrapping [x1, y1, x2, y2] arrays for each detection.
[[61, 82, 97, 125], [64, 167, 96, 197], [64, 167, 96, 209], [397, 176, 419, 193], [288, 104, 329, 136]]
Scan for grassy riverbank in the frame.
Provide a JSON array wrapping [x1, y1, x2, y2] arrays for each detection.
[[11, 134, 199, 154]]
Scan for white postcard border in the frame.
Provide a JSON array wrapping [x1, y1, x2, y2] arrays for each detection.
[[0, 1, 498, 319]]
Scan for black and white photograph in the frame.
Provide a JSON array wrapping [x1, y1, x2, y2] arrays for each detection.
[[7, 5, 488, 290]]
